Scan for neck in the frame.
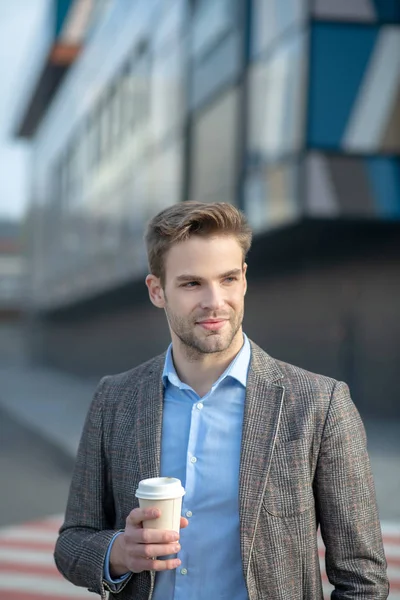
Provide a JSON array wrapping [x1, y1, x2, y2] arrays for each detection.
[[170, 330, 244, 397]]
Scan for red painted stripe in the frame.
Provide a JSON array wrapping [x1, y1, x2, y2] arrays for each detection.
[[387, 556, 400, 567], [19, 519, 62, 531], [0, 591, 89, 600], [383, 534, 400, 544], [0, 539, 55, 551], [391, 582, 400, 591], [0, 563, 61, 578]]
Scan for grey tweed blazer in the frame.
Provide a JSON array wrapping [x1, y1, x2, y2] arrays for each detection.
[[54, 341, 389, 599]]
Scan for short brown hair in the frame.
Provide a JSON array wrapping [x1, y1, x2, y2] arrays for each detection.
[[145, 201, 252, 284]]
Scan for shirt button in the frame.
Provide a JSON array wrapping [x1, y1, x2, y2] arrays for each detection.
[[190, 456, 197, 463], [180, 568, 188, 575], [196, 402, 203, 410], [185, 511, 193, 518]]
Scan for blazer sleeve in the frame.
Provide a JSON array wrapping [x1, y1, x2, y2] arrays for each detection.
[[54, 376, 133, 597], [314, 380, 389, 599]]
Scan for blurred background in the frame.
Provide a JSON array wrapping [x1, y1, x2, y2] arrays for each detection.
[[0, 1, 399, 598]]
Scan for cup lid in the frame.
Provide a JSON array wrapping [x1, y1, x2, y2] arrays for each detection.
[[135, 477, 186, 500]]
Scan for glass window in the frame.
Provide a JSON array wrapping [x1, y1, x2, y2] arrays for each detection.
[[120, 141, 183, 274], [151, 39, 186, 145], [76, 128, 86, 191], [305, 152, 400, 219], [122, 46, 152, 138], [87, 116, 95, 169], [121, 63, 134, 135], [133, 48, 151, 129], [110, 82, 121, 149], [244, 162, 301, 233], [91, 105, 102, 167], [248, 29, 307, 163], [313, 0, 400, 23], [308, 23, 400, 152], [148, 140, 184, 213], [191, 0, 237, 58], [100, 95, 111, 162], [190, 87, 239, 204], [251, 0, 306, 57], [190, 30, 240, 110], [93, 195, 124, 260], [153, 0, 187, 52]]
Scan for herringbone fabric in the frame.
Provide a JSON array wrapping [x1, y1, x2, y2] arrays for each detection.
[[54, 342, 389, 599]]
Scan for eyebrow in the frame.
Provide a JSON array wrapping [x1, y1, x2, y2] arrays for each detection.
[[176, 268, 243, 283]]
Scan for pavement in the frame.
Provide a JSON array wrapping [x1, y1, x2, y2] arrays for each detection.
[[0, 365, 98, 462], [0, 407, 74, 529]]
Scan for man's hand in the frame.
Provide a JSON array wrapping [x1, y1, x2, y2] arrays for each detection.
[[109, 508, 189, 577]]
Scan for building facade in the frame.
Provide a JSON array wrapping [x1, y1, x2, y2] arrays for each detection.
[[0, 220, 25, 315], [17, 0, 400, 417]]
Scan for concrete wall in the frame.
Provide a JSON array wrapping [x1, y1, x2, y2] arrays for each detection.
[[245, 257, 400, 419]]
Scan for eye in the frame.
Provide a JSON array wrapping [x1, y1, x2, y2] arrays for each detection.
[[181, 281, 199, 288], [224, 276, 238, 283]]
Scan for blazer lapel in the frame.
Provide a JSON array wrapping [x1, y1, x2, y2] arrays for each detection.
[[239, 342, 285, 577], [134, 354, 165, 482]]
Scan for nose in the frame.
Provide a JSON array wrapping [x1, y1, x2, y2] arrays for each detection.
[[199, 284, 225, 311]]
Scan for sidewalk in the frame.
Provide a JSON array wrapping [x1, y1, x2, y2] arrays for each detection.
[[0, 365, 98, 460], [0, 364, 399, 521]]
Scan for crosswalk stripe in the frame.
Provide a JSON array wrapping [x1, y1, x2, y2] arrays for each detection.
[[1, 592, 90, 600], [0, 530, 58, 543], [0, 563, 63, 577], [0, 539, 56, 551], [0, 549, 55, 566], [0, 574, 93, 597], [379, 522, 400, 535], [0, 515, 399, 599]]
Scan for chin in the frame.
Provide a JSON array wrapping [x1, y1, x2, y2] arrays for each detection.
[[200, 337, 231, 354]]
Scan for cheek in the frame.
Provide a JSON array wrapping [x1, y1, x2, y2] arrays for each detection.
[[232, 285, 246, 302], [167, 291, 195, 312]]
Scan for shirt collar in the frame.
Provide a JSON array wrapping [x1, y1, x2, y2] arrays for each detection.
[[162, 333, 251, 390]]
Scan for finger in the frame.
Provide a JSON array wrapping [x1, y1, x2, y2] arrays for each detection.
[[136, 542, 181, 560], [131, 557, 182, 573], [132, 527, 180, 545], [126, 507, 160, 528], [180, 517, 189, 529]]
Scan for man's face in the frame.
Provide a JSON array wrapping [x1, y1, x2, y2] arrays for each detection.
[[152, 235, 247, 356]]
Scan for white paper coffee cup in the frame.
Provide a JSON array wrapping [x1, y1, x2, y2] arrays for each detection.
[[135, 477, 185, 532]]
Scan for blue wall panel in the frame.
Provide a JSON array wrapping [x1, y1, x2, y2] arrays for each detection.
[[366, 157, 400, 219], [308, 24, 378, 148], [55, 0, 74, 37]]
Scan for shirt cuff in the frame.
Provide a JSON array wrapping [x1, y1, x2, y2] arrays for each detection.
[[103, 531, 130, 584]]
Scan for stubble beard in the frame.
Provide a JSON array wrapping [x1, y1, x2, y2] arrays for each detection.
[[165, 305, 244, 360]]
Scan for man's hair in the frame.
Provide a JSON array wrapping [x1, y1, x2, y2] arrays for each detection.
[[145, 201, 252, 284]]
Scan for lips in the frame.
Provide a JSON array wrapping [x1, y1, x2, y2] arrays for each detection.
[[196, 319, 227, 331]]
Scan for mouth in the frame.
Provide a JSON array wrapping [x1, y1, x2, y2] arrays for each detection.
[[196, 319, 227, 331]]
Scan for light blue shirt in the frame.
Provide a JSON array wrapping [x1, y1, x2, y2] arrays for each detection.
[[105, 335, 251, 600]]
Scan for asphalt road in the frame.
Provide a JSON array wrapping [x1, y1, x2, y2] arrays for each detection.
[[0, 407, 74, 528]]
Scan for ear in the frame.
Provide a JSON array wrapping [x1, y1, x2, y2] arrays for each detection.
[[145, 274, 166, 308], [243, 263, 248, 296]]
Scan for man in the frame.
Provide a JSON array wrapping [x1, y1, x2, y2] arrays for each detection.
[[55, 202, 389, 599]]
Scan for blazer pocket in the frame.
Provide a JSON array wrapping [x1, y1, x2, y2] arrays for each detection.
[[263, 437, 314, 517]]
